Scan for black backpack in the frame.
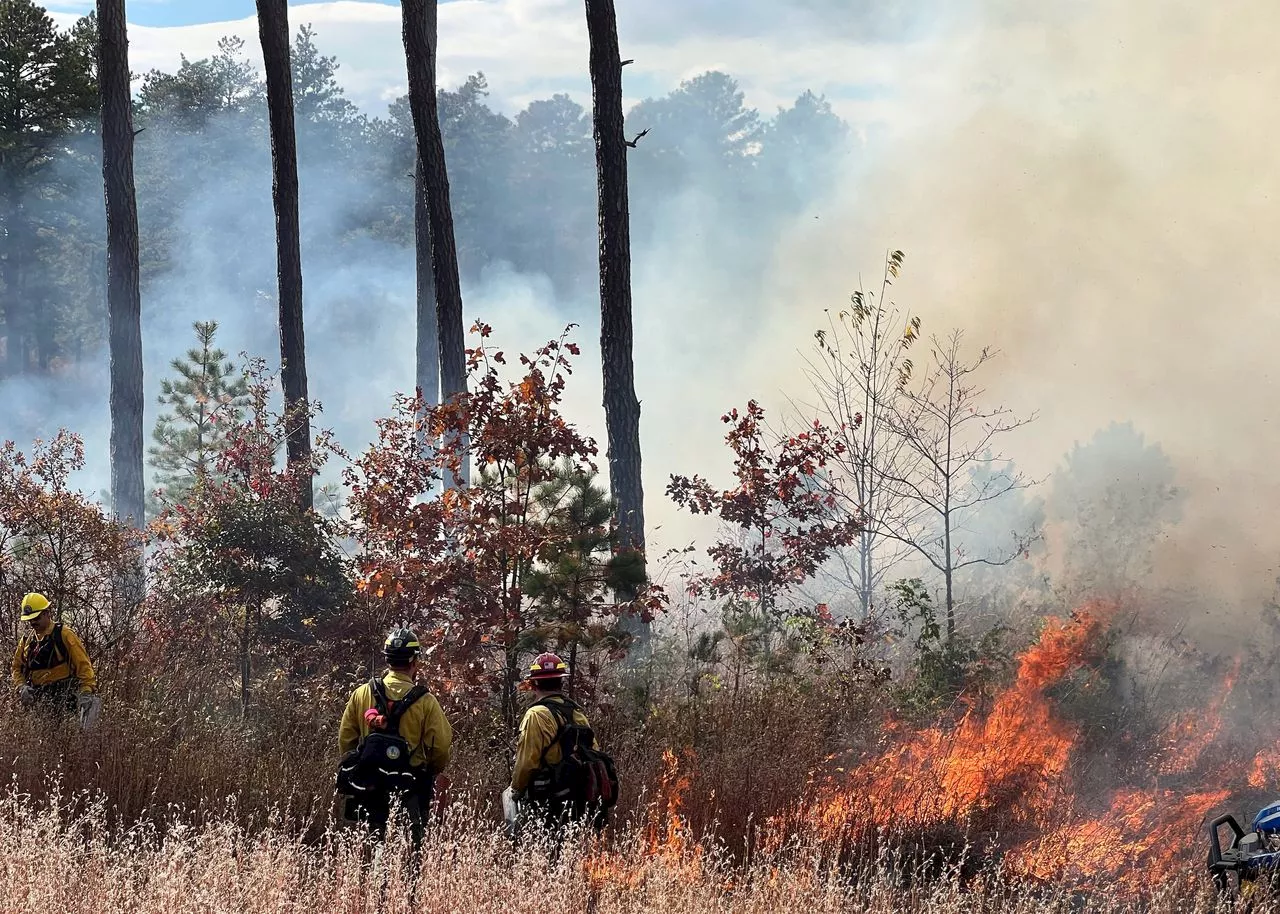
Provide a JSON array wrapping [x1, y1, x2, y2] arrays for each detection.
[[22, 623, 69, 677], [527, 697, 619, 813], [336, 678, 429, 796]]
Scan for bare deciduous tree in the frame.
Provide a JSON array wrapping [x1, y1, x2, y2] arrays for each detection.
[[880, 331, 1038, 642], [802, 250, 920, 619]]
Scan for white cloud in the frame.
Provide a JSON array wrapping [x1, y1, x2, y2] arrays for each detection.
[[50, 0, 925, 128]]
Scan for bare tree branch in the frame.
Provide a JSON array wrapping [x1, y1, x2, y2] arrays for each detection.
[[624, 127, 650, 148], [794, 251, 921, 618], [877, 328, 1038, 641]]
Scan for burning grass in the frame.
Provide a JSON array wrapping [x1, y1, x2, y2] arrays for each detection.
[[784, 605, 1277, 898], [0, 788, 1243, 914], [2, 600, 1275, 909]]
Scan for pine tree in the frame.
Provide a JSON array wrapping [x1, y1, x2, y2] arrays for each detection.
[[585, 0, 647, 645], [401, 0, 468, 486], [100, 0, 145, 530], [149, 321, 250, 508], [257, 0, 313, 510], [524, 460, 647, 693], [0, 1, 98, 375]]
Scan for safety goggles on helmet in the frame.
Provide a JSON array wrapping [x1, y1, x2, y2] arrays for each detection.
[[19, 592, 50, 622], [527, 652, 569, 681], [383, 627, 422, 662]]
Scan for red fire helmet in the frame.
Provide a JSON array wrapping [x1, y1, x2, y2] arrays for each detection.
[[527, 652, 569, 681]]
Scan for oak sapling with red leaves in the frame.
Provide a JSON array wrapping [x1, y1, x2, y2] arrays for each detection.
[[667, 400, 862, 620], [346, 323, 665, 734]]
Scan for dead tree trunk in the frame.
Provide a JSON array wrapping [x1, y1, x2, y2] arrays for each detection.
[[585, 0, 647, 600], [401, 0, 468, 486], [98, 0, 144, 528], [256, 0, 313, 509]]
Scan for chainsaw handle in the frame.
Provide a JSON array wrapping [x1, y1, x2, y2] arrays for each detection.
[[1209, 814, 1244, 869]]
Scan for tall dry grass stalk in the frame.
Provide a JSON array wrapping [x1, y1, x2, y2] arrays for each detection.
[[0, 786, 1238, 914]]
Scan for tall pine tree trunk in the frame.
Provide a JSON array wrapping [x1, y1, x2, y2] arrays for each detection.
[[414, 168, 439, 410], [98, 0, 144, 528], [401, 0, 468, 486], [256, 0, 313, 509], [409, 3, 438, 413], [585, 0, 647, 610]]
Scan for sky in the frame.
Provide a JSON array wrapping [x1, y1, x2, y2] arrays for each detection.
[[46, 0, 400, 27], [43, 0, 942, 120]]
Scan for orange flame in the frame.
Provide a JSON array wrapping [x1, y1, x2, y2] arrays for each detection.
[[1249, 741, 1280, 791], [1009, 788, 1231, 885], [645, 748, 697, 858], [584, 748, 705, 891], [595, 603, 1264, 897], [1156, 659, 1239, 778], [794, 607, 1255, 894], [804, 611, 1104, 839]]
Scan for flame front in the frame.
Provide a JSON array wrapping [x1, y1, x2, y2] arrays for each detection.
[[804, 611, 1103, 841], [795, 607, 1259, 894], [584, 748, 704, 890], [590, 606, 1269, 897]]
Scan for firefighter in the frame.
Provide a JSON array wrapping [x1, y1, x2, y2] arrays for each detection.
[[510, 652, 615, 841], [337, 627, 452, 849], [11, 592, 98, 722]]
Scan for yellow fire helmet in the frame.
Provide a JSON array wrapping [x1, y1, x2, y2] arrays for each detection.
[[20, 592, 51, 622]]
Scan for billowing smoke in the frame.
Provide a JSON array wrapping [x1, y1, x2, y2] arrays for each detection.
[[752, 0, 1280, 629], [9, 0, 1277, 634]]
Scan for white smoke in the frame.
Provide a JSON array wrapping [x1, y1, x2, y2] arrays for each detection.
[[15, 0, 1280, 630]]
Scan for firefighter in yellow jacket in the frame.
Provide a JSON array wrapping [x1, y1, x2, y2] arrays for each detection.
[[510, 652, 612, 837], [11, 593, 97, 720], [337, 627, 452, 846]]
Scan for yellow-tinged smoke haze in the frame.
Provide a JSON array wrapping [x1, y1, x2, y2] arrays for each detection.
[[684, 0, 1280, 629]]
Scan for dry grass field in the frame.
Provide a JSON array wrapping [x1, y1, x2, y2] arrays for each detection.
[[0, 791, 1245, 914]]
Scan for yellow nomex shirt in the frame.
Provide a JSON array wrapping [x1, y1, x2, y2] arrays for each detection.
[[11, 625, 96, 693], [338, 670, 452, 772], [511, 695, 596, 793]]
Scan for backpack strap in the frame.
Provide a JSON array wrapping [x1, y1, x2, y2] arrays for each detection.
[[22, 624, 69, 679], [533, 695, 582, 716], [384, 684, 428, 732], [369, 677, 389, 716], [533, 697, 586, 768], [369, 678, 429, 731], [533, 695, 580, 729]]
